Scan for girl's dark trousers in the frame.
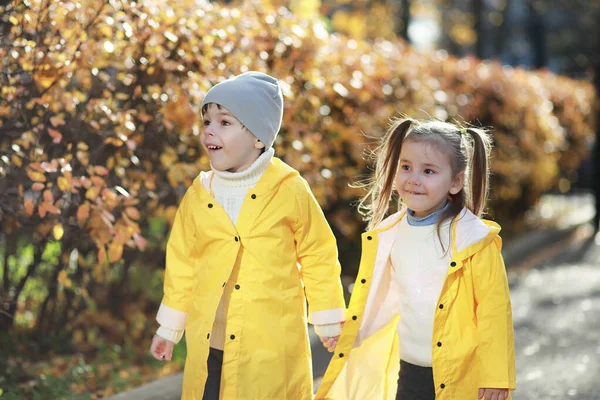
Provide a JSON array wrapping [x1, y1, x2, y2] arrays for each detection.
[[395, 359, 436, 400]]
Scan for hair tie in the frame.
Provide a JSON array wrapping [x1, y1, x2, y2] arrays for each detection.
[[460, 127, 468, 136]]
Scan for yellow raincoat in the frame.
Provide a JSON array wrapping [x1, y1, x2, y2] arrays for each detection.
[[316, 209, 516, 400], [160, 157, 346, 399]]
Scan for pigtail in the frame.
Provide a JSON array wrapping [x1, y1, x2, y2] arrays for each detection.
[[464, 127, 492, 216], [357, 118, 413, 230]]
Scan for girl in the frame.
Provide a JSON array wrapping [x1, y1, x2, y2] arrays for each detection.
[[149, 72, 346, 400], [316, 119, 516, 400]]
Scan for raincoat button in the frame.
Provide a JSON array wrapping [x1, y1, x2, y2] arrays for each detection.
[[437, 342, 442, 347], [222, 282, 226, 288], [235, 236, 239, 242], [235, 284, 240, 290], [367, 236, 372, 240], [230, 334, 235, 340], [207, 333, 210, 339], [251, 194, 256, 199], [450, 261, 457, 267], [439, 304, 444, 309], [352, 315, 357, 320], [361, 279, 366, 284], [208, 203, 213, 208], [338, 353, 344, 358], [441, 384, 445, 389]]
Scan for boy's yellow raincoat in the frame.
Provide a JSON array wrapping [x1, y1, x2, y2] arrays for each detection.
[[161, 158, 346, 399], [315, 210, 516, 400]]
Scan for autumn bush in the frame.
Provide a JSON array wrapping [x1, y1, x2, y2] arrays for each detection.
[[0, 0, 595, 396]]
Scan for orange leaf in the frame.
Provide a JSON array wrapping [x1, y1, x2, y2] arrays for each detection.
[[125, 207, 140, 220], [24, 199, 34, 216], [77, 202, 90, 226], [90, 176, 106, 188], [94, 166, 109, 176], [32, 182, 45, 191], [43, 189, 54, 203], [108, 242, 123, 263], [38, 203, 47, 218], [98, 246, 106, 264], [48, 128, 62, 144], [45, 203, 61, 215]]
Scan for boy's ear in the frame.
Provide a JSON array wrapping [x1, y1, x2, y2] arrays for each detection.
[[254, 139, 266, 150], [449, 171, 465, 195]]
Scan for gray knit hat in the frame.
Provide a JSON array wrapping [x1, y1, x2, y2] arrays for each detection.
[[201, 71, 284, 149]]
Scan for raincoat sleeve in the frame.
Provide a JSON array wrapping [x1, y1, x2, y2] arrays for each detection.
[[472, 237, 516, 390], [293, 177, 346, 326], [156, 189, 196, 331]]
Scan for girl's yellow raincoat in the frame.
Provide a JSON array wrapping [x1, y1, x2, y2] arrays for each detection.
[[160, 158, 346, 399], [315, 209, 516, 400]]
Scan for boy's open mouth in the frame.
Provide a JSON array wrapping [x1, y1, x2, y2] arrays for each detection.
[[207, 145, 222, 150]]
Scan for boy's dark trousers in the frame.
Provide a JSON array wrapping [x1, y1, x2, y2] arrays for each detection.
[[202, 347, 223, 400], [395, 359, 436, 400]]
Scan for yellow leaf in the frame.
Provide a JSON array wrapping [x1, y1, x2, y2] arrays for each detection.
[[38, 203, 47, 218], [57, 270, 72, 288], [85, 186, 101, 200], [57, 176, 71, 191], [32, 182, 45, 191], [27, 169, 46, 182], [77, 202, 90, 226], [45, 203, 61, 215], [53, 223, 64, 240], [50, 115, 65, 127], [108, 242, 123, 263], [11, 154, 22, 167]]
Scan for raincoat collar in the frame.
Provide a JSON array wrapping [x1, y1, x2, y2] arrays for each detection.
[[365, 208, 502, 269]]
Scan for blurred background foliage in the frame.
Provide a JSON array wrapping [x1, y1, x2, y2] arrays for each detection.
[[0, 0, 597, 398]]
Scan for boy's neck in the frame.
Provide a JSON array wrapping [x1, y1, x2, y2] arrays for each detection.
[[211, 148, 274, 185]]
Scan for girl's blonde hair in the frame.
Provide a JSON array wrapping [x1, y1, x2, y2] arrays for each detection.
[[357, 118, 493, 233]]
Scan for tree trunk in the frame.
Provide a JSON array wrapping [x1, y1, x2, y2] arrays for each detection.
[[594, 61, 600, 232], [527, 1, 547, 69], [473, 0, 485, 58], [495, 0, 512, 56], [398, 0, 411, 42]]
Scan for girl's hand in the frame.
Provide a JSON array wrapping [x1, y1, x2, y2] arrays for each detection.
[[150, 334, 175, 361], [320, 336, 340, 353], [478, 388, 509, 400]]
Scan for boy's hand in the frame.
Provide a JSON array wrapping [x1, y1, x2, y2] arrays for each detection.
[[478, 388, 509, 400], [150, 334, 175, 361], [320, 336, 340, 353]]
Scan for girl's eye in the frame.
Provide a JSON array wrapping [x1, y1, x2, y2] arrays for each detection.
[[401, 165, 410, 171], [221, 120, 231, 126], [424, 169, 435, 175], [203, 120, 210, 126]]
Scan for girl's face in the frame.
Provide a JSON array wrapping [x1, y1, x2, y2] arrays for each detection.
[[395, 140, 464, 218], [201, 104, 264, 172]]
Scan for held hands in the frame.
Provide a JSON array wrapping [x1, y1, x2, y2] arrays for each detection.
[[320, 336, 340, 353], [150, 334, 175, 361], [478, 388, 509, 400]]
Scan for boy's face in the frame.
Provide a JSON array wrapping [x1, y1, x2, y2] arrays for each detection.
[[201, 103, 265, 172]]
